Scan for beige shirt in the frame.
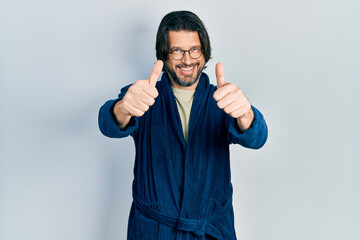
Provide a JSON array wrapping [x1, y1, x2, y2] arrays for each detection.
[[171, 87, 195, 144]]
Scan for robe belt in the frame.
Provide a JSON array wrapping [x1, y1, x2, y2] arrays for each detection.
[[133, 195, 232, 240]]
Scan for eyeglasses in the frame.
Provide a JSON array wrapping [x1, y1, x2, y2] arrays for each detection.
[[168, 47, 203, 60]]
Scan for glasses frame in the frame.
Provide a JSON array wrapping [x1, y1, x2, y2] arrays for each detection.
[[168, 48, 204, 60]]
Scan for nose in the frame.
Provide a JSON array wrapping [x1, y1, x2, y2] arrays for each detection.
[[181, 51, 192, 65]]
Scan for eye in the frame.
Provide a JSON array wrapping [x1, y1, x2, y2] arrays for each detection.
[[172, 49, 181, 53], [191, 47, 200, 52]]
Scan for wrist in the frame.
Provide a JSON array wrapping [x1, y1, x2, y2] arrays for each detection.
[[236, 109, 254, 131], [113, 100, 132, 129]]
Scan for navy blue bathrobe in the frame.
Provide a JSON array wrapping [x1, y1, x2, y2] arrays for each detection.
[[98, 72, 268, 239]]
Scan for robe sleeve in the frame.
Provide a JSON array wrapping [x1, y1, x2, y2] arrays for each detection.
[[98, 84, 139, 138], [226, 105, 268, 149]]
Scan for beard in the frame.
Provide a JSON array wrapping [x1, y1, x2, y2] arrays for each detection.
[[164, 62, 204, 87]]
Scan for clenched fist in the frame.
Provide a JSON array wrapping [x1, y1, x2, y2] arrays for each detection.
[[113, 60, 163, 129], [213, 63, 254, 131]]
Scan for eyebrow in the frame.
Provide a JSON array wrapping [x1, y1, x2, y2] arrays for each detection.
[[169, 45, 201, 50]]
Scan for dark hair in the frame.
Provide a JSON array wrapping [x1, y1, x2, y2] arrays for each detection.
[[156, 11, 211, 65]]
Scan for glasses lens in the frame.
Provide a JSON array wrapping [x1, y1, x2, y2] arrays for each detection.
[[170, 49, 202, 60], [172, 52, 183, 60], [190, 51, 201, 59], [190, 48, 202, 59]]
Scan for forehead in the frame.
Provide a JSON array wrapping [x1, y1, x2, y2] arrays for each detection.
[[167, 30, 201, 48]]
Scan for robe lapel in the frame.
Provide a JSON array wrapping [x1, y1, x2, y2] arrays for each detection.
[[157, 72, 212, 218], [159, 73, 186, 148], [180, 73, 211, 218], [187, 73, 209, 144]]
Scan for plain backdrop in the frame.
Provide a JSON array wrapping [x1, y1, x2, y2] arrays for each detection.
[[1, 0, 359, 240]]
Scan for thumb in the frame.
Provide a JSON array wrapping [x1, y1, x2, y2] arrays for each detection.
[[148, 60, 164, 86], [216, 62, 226, 88]]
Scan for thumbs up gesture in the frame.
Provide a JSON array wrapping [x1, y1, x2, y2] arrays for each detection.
[[113, 60, 163, 129], [213, 63, 254, 131]]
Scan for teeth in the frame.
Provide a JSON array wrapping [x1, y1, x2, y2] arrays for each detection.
[[181, 66, 194, 71]]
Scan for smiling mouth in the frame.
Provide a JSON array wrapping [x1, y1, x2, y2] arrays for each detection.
[[178, 65, 196, 75]]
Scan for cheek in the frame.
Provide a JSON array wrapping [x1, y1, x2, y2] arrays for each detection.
[[199, 56, 205, 65], [164, 61, 172, 70], [166, 60, 176, 69]]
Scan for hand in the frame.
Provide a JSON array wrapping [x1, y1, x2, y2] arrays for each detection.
[[213, 62, 254, 131], [113, 60, 163, 128]]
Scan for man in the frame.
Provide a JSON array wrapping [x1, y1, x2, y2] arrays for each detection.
[[99, 10, 267, 240]]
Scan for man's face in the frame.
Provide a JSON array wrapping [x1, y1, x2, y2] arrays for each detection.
[[165, 30, 205, 89]]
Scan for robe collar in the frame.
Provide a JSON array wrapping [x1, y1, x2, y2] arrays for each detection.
[[158, 72, 211, 147]]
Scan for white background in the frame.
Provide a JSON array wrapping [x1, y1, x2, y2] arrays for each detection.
[[1, 0, 359, 239]]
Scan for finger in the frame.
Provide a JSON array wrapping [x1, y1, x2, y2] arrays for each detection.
[[229, 107, 251, 119], [216, 62, 226, 88], [121, 99, 145, 117], [148, 60, 164, 86], [129, 98, 150, 114], [143, 86, 159, 99], [213, 83, 237, 101], [136, 91, 156, 106], [216, 92, 236, 109], [223, 101, 242, 115], [127, 106, 146, 117], [131, 80, 158, 99]]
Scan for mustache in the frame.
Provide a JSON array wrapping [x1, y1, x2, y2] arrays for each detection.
[[176, 63, 200, 68]]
